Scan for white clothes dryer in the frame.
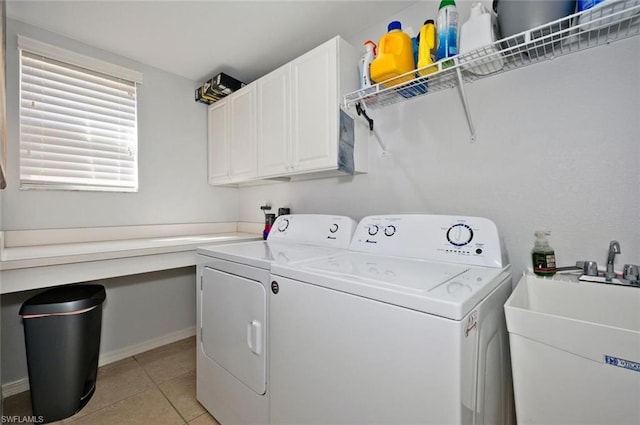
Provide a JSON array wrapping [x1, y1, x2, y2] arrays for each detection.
[[196, 214, 356, 425], [269, 214, 515, 425]]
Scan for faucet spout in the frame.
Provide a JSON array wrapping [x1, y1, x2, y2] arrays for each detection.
[[605, 240, 621, 280]]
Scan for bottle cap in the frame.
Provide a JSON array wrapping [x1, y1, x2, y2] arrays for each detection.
[[388, 21, 402, 32], [534, 231, 551, 248], [439, 0, 456, 8], [424, 19, 435, 25], [364, 40, 377, 55], [470, 2, 485, 17]]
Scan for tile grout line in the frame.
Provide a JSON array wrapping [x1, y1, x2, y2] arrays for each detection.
[[57, 357, 151, 425], [132, 355, 190, 424], [8, 341, 200, 425]]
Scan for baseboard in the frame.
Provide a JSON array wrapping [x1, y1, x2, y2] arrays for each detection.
[[97, 326, 196, 367], [1, 326, 196, 398], [1, 380, 27, 399]]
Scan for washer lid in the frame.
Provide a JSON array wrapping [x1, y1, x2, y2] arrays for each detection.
[[198, 240, 341, 270], [272, 252, 510, 320]]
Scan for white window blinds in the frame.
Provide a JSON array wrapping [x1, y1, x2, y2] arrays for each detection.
[[19, 37, 141, 192]]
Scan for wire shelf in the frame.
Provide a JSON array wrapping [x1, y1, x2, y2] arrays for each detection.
[[344, 0, 640, 111]]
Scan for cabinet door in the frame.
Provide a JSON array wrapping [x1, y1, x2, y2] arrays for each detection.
[[291, 38, 338, 172], [207, 100, 229, 184], [257, 65, 291, 177], [229, 86, 257, 182]]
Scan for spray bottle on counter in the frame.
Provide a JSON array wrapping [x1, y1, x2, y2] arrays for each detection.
[[260, 203, 273, 240], [532, 231, 557, 276], [358, 40, 377, 90], [263, 214, 276, 240]]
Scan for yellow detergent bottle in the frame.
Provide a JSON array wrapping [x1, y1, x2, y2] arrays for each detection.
[[417, 20, 437, 77], [370, 21, 415, 88]]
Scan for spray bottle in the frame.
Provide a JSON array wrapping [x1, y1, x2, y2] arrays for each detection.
[[436, 0, 458, 64], [263, 214, 276, 240], [358, 40, 377, 90], [532, 231, 557, 276]]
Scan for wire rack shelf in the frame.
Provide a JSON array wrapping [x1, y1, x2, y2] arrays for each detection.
[[344, 0, 640, 143]]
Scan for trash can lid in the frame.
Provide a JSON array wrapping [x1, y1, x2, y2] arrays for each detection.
[[19, 284, 106, 316]]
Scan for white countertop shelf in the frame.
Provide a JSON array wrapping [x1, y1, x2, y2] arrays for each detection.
[[0, 222, 261, 294], [344, 0, 640, 141], [0, 232, 258, 270]]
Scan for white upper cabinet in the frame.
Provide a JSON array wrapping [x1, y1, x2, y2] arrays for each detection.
[[290, 37, 339, 173], [228, 86, 257, 181], [209, 36, 367, 186], [208, 84, 257, 185], [257, 64, 291, 177], [207, 100, 229, 184]]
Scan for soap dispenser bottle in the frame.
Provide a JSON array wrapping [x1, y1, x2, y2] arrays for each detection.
[[532, 231, 557, 276]]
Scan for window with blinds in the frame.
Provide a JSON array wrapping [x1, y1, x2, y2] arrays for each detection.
[[19, 37, 141, 192]]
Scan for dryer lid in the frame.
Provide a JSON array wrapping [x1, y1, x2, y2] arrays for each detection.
[[198, 240, 341, 269]]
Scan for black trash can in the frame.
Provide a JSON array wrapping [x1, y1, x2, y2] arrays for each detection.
[[19, 284, 106, 423]]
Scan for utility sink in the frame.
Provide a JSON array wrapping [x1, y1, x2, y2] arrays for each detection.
[[505, 274, 640, 425]]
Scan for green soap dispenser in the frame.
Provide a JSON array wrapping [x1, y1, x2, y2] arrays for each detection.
[[532, 231, 557, 276]]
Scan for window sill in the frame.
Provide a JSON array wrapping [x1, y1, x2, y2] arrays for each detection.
[[0, 222, 262, 294]]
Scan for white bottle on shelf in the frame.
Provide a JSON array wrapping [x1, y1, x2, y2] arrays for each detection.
[[459, 2, 503, 75]]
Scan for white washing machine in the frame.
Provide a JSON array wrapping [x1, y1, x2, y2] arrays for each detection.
[[196, 214, 357, 425], [269, 214, 515, 425]]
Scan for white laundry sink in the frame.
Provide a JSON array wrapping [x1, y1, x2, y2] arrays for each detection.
[[505, 274, 640, 425]]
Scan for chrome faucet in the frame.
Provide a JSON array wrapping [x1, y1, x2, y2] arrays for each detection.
[[605, 240, 621, 280]]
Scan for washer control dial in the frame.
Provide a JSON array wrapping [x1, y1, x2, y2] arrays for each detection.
[[368, 224, 379, 236], [277, 218, 290, 232], [384, 225, 396, 237], [447, 223, 474, 247], [329, 223, 339, 233]]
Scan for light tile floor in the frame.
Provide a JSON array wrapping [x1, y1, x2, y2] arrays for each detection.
[[4, 337, 219, 425]]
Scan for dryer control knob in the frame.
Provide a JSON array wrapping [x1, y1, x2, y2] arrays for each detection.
[[384, 225, 396, 237], [277, 218, 290, 232], [329, 223, 339, 233], [368, 224, 379, 236]]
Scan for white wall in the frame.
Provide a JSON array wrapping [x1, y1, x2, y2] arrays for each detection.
[[1, 18, 239, 230], [238, 1, 640, 279]]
